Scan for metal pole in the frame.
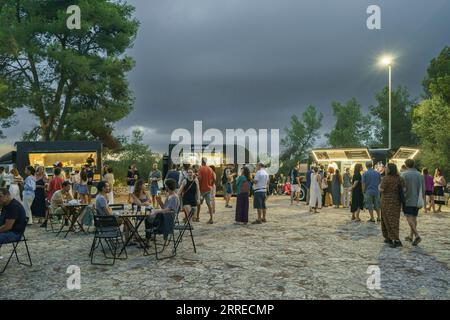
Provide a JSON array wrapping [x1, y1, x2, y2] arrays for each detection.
[[388, 65, 392, 150]]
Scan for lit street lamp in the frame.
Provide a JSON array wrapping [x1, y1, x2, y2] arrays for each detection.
[[380, 55, 393, 150]]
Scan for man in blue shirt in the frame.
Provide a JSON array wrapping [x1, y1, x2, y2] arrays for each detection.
[[362, 161, 381, 222]]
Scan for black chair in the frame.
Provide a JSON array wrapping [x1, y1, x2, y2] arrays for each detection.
[[174, 207, 197, 254], [89, 215, 127, 265], [0, 218, 32, 274], [145, 210, 177, 260]]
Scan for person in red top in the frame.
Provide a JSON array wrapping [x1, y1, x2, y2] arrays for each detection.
[[197, 158, 215, 224], [47, 167, 64, 201]]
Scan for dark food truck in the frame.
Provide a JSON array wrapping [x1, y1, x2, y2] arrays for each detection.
[[14, 141, 102, 177]]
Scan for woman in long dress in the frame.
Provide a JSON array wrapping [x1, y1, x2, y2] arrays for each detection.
[[9, 167, 23, 202], [332, 169, 342, 208], [235, 166, 252, 224], [31, 166, 48, 226], [309, 167, 322, 213], [351, 164, 364, 222]]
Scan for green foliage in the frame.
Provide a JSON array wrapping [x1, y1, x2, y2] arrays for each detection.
[[280, 105, 323, 173], [326, 98, 374, 148], [104, 129, 162, 185], [423, 46, 450, 104], [413, 96, 450, 178], [369, 86, 418, 149], [0, 0, 139, 148]]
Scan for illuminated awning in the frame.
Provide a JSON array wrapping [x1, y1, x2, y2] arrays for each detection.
[[391, 147, 420, 160], [312, 148, 372, 162]]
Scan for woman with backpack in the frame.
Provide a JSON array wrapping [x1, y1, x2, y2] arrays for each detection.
[[235, 166, 252, 225]]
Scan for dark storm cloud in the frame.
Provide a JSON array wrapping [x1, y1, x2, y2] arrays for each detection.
[[3, 0, 450, 153]]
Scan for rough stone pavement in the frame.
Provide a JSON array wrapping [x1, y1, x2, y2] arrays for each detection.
[[1, 197, 449, 300]]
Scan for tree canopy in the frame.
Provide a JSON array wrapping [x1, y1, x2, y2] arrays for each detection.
[[423, 46, 450, 104], [326, 98, 373, 148], [0, 0, 139, 148]]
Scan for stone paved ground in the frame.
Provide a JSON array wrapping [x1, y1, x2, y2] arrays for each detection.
[[1, 196, 449, 300]]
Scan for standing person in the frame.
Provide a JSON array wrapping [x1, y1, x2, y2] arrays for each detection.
[[401, 159, 425, 246], [86, 165, 94, 197], [290, 162, 301, 206], [351, 164, 364, 222], [178, 168, 200, 222], [422, 168, 434, 213], [148, 163, 162, 209], [22, 166, 36, 225], [222, 164, 235, 208], [165, 164, 181, 192], [31, 166, 48, 227], [0, 167, 6, 188], [342, 168, 352, 208], [251, 163, 269, 224], [379, 163, 404, 248], [126, 165, 135, 204], [47, 167, 63, 202], [197, 158, 215, 224], [362, 161, 381, 222], [325, 169, 334, 207], [309, 167, 322, 213], [332, 169, 342, 208], [209, 165, 217, 215], [305, 165, 312, 205], [78, 170, 90, 204], [235, 166, 252, 224], [433, 168, 446, 213], [321, 172, 329, 207], [71, 169, 81, 199], [178, 164, 190, 188], [8, 168, 23, 202], [104, 167, 115, 204]]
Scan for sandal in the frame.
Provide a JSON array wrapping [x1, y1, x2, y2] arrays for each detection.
[[261, 218, 267, 223], [404, 236, 413, 242], [412, 237, 422, 246], [207, 219, 213, 224]]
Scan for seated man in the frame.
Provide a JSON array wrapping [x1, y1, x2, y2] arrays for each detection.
[[0, 188, 27, 244], [50, 181, 75, 226]]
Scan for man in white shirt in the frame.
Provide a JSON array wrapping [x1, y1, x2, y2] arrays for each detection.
[[252, 163, 269, 224]]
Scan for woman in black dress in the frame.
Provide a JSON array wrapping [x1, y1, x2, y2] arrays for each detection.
[[351, 163, 364, 222], [178, 169, 200, 222], [31, 166, 48, 226]]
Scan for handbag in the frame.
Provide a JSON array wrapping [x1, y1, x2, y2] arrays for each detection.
[[417, 187, 424, 208], [240, 179, 250, 194]]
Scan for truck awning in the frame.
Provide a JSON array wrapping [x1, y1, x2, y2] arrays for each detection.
[[312, 148, 372, 162]]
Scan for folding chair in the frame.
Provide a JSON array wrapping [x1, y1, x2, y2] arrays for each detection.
[[145, 210, 177, 260], [173, 207, 197, 254], [0, 218, 32, 274], [89, 215, 127, 265], [45, 203, 64, 233]]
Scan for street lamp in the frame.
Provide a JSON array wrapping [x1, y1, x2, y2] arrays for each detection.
[[380, 55, 393, 150]]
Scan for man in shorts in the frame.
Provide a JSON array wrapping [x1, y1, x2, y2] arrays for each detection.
[[252, 163, 269, 224], [197, 158, 215, 224], [362, 161, 381, 222]]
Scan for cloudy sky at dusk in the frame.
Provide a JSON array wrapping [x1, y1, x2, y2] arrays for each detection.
[[1, 0, 449, 155]]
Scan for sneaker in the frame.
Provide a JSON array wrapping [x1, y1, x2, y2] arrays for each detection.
[[384, 239, 393, 244]]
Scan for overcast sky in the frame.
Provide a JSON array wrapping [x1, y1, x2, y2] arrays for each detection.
[[1, 0, 449, 155]]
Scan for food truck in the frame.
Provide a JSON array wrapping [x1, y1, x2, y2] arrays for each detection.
[[163, 144, 256, 194], [12, 141, 102, 177], [311, 147, 420, 174]]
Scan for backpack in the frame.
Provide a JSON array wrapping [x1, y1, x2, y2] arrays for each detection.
[[221, 169, 228, 185], [240, 179, 250, 194]]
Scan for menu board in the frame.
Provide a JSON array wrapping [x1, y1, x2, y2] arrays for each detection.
[[392, 148, 419, 160]]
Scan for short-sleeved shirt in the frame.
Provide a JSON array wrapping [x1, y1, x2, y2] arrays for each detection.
[[254, 169, 269, 193], [0, 199, 27, 234], [50, 190, 73, 211], [198, 165, 214, 193], [401, 169, 424, 207], [165, 171, 181, 189], [95, 194, 109, 216], [343, 173, 352, 188], [362, 168, 381, 196], [163, 194, 179, 212], [149, 170, 162, 186], [48, 176, 64, 200]]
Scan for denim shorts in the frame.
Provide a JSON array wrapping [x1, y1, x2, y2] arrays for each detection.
[[150, 184, 159, 196], [225, 183, 233, 194], [0, 231, 21, 244], [200, 191, 211, 206], [364, 193, 380, 210], [253, 192, 267, 209]]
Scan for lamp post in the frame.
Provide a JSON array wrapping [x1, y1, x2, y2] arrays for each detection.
[[380, 56, 393, 150]]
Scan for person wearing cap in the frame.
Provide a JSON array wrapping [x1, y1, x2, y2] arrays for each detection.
[[252, 162, 269, 224]]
